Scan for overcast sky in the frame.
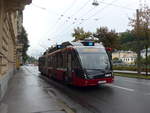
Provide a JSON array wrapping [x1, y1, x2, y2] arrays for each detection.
[[23, 0, 150, 58]]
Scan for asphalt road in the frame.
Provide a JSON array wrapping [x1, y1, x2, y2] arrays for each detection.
[[25, 66, 150, 113]]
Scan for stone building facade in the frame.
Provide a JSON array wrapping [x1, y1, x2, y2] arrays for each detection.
[[0, 0, 31, 100]]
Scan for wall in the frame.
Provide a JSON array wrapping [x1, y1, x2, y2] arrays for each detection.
[[0, 0, 32, 100]]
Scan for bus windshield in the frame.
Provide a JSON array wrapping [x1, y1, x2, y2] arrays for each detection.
[[77, 48, 111, 70]]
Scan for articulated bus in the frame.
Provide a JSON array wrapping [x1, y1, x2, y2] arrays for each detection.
[[38, 41, 114, 87]]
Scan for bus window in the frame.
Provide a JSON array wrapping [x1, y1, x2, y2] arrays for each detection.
[[79, 52, 110, 70], [48, 56, 51, 67], [62, 52, 67, 68], [76, 47, 111, 70], [71, 51, 81, 69], [57, 52, 63, 68], [71, 51, 84, 78]]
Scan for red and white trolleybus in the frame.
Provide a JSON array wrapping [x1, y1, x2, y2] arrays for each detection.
[[38, 41, 114, 87]]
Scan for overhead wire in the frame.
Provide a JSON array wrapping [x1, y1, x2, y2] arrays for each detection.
[[32, 0, 140, 54], [44, 0, 138, 43], [79, 0, 137, 35], [60, 0, 77, 17], [31, 3, 60, 16], [99, 1, 135, 11], [51, 0, 118, 38], [38, 0, 90, 41], [31, 3, 63, 41], [31, 0, 92, 53], [48, 0, 92, 38], [49, 0, 101, 39], [70, 0, 91, 17], [50, 0, 119, 38], [43, 0, 77, 41], [79, 0, 121, 26], [79, 0, 135, 27], [54, 0, 120, 39], [45, 0, 92, 40], [31, 3, 64, 47]]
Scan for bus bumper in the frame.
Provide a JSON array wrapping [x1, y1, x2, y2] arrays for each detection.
[[73, 77, 114, 87]]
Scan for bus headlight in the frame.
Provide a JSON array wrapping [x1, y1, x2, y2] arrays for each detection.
[[84, 74, 88, 79], [105, 73, 111, 77]]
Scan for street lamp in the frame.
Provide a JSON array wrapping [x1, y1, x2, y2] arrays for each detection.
[[92, 0, 99, 6]]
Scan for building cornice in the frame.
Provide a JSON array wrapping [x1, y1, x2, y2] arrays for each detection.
[[4, 0, 32, 11]]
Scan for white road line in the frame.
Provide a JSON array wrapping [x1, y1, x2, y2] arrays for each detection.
[[108, 84, 135, 92]]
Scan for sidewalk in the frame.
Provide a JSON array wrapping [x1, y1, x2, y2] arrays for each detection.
[[0, 67, 68, 113]]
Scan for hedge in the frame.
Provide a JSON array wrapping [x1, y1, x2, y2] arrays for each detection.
[[113, 65, 150, 72]]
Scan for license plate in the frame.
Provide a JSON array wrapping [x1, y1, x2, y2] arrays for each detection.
[[98, 81, 106, 84]]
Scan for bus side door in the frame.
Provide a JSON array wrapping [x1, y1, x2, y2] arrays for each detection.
[[67, 53, 72, 80]]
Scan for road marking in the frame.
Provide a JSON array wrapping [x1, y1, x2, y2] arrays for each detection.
[[108, 84, 135, 92]]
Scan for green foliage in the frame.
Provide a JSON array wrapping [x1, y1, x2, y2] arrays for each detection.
[[113, 57, 119, 60], [137, 55, 150, 65], [113, 65, 150, 72], [112, 57, 123, 64], [128, 6, 150, 74], [72, 27, 92, 41], [114, 73, 150, 79], [27, 56, 38, 64], [118, 30, 148, 52], [93, 27, 120, 50], [113, 65, 137, 71], [118, 30, 136, 51], [20, 27, 29, 63]]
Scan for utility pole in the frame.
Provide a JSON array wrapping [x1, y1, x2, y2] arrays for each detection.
[[136, 9, 141, 74]]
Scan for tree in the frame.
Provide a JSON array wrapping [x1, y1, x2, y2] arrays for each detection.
[[72, 27, 92, 41], [93, 27, 120, 60], [19, 27, 30, 64], [93, 27, 120, 50], [140, 6, 150, 75], [129, 5, 150, 74], [26, 56, 38, 64], [113, 57, 119, 61], [118, 30, 136, 51]]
